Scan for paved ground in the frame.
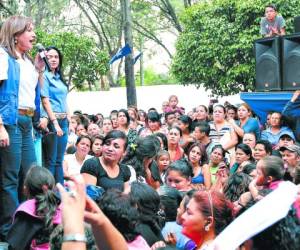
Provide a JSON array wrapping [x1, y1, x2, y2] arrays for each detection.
[[67, 84, 241, 116]]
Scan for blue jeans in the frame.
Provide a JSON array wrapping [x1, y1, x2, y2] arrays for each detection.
[[42, 118, 68, 184], [0, 114, 36, 239]]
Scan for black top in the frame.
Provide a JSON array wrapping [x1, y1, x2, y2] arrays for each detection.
[[81, 157, 131, 191], [7, 212, 46, 250], [136, 223, 164, 247]]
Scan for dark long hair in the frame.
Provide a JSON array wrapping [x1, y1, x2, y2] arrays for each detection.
[[130, 182, 164, 235], [158, 185, 182, 222], [223, 172, 251, 202], [103, 130, 128, 150], [179, 115, 193, 133], [166, 158, 194, 180], [118, 109, 130, 128], [122, 135, 161, 178], [24, 166, 60, 231], [236, 143, 254, 162], [45, 46, 66, 84], [99, 190, 139, 242]]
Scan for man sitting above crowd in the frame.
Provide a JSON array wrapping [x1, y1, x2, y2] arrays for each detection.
[[260, 4, 285, 37]]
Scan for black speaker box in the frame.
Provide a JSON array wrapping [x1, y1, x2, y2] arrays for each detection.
[[282, 33, 300, 90], [254, 37, 282, 91]]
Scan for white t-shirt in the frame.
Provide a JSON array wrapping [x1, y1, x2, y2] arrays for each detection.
[[64, 153, 93, 176], [0, 48, 9, 80], [0, 48, 38, 109]]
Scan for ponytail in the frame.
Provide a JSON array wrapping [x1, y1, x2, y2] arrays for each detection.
[[36, 189, 59, 230], [24, 167, 60, 231]]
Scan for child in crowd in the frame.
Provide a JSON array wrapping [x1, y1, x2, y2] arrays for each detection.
[[7, 167, 61, 250], [156, 150, 171, 183], [164, 95, 184, 115], [249, 156, 285, 200]]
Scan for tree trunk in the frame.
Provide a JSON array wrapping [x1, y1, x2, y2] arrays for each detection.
[[107, 70, 115, 87], [121, 0, 137, 107], [116, 57, 124, 87]]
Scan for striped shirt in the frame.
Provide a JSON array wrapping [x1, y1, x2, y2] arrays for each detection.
[[209, 122, 233, 143]]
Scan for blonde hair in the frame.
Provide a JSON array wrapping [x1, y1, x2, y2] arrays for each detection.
[[0, 15, 33, 58], [239, 103, 252, 113]]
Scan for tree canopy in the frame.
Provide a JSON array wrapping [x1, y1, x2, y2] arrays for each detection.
[[171, 0, 300, 96], [35, 30, 109, 91]]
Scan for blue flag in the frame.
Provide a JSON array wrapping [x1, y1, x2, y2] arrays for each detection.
[[109, 44, 132, 64], [134, 52, 142, 64]]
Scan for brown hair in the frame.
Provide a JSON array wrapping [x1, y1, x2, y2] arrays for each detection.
[[260, 156, 285, 181], [193, 190, 233, 234], [168, 95, 178, 102], [239, 103, 252, 113], [0, 16, 33, 58]]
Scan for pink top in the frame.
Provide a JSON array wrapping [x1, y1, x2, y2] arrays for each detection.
[[266, 180, 283, 190], [15, 199, 61, 250], [127, 235, 151, 250], [294, 197, 300, 219], [164, 106, 184, 114]]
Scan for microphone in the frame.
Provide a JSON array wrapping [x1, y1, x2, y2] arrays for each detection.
[[36, 43, 51, 71]]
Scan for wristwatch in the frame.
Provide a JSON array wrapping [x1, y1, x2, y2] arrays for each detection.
[[63, 234, 87, 242]]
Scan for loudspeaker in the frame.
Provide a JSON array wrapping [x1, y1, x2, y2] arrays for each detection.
[[282, 33, 300, 90], [255, 37, 281, 91], [294, 16, 300, 33]]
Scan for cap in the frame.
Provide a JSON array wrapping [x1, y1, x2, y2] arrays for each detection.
[[73, 110, 82, 115], [279, 144, 300, 155], [279, 131, 295, 141]]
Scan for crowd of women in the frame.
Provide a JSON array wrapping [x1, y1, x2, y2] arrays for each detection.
[[0, 15, 300, 250]]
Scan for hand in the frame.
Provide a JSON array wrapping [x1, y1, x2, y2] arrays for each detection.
[[187, 136, 195, 143], [248, 178, 259, 200], [0, 125, 9, 147], [267, 26, 279, 36], [39, 117, 48, 130], [227, 118, 236, 125], [165, 232, 177, 245], [249, 178, 257, 189], [218, 161, 227, 169], [151, 241, 166, 250], [238, 160, 251, 171], [291, 90, 300, 102], [34, 53, 46, 73], [84, 195, 108, 227], [56, 174, 86, 235], [191, 183, 206, 191], [216, 168, 228, 185], [53, 120, 63, 136]]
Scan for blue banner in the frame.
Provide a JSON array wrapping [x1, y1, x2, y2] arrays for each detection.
[[109, 44, 132, 64]]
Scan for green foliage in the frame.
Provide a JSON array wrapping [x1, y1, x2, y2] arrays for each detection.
[[171, 0, 300, 96], [120, 67, 177, 86], [34, 29, 109, 91]]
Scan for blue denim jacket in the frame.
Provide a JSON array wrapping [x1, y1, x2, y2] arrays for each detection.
[[0, 51, 40, 125], [282, 99, 300, 142]]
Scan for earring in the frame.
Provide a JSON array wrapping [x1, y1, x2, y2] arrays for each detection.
[[14, 38, 17, 44], [204, 225, 210, 232]]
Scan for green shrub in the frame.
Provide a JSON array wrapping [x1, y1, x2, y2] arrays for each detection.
[[120, 67, 178, 86]]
